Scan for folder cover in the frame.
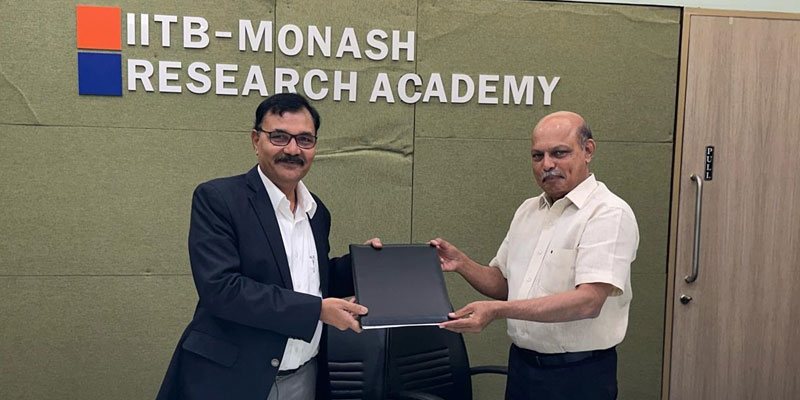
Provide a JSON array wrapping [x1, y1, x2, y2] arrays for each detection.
[[350, 244, 453, 329]]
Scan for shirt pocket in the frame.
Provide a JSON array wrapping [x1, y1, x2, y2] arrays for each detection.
[[537, 248, 577, 295]]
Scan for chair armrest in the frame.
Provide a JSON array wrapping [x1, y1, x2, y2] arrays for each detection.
[[389, 390, 445, 400], [470, 365, 509, 376]]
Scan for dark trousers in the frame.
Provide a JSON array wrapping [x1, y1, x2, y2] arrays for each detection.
[[505, 344, 618, 400]]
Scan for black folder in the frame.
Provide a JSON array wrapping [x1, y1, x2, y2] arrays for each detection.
[[350, 244, 453, 329]]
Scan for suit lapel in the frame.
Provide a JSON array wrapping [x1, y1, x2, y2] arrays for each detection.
[[309, 210, 329, 298], [246, 167, 293, 290]]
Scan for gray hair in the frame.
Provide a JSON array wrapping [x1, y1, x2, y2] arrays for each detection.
[[578, 121, 593, 147]]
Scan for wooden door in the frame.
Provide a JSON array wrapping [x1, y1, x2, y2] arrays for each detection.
[[667, 10, 800, 400]]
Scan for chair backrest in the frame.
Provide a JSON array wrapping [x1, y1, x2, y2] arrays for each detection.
[[327, 327, 388, 399], [385, 326, 472, 400], [327, 326, 474, 400]]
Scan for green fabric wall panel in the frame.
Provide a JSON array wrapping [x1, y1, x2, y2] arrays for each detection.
[[0, 124, 411, 275], [0, 2, 76, 126], [619, 273, 667, 400], [0, 1, 277, 130], [0, 276, 196, 400], [0, 125, 252, 275], [415, 0, 680, 143], [275, 0, 417, 73], [471, 371, 509, 400], [302, 151, 413, 256], [412, 138, 535, 263], [274, 0, 417, 153]]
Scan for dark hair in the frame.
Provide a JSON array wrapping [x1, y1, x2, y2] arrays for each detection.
[[253, 93, 321, 133], [578, 121, 593, 147]]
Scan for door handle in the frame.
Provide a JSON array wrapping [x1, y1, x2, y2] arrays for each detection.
[[685, 174, 703, 283]]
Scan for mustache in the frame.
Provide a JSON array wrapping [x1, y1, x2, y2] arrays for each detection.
[[275, 154, 305, 166], [542, 170, 564, 180]]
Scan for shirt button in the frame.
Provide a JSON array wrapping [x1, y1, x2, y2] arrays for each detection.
[[271, 358, 280, 368]]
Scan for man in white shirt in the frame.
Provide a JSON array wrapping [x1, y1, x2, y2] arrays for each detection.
[[432, 111, 639, 399], [157, 93, 379, 400]]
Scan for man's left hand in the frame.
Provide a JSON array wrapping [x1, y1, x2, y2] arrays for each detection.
[[438, 301, 500, 333]]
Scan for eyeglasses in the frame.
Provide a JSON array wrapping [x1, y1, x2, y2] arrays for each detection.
[[257, 128, 317, 149]]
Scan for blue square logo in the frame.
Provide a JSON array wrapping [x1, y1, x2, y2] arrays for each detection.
[[78, 52, 122, 96]]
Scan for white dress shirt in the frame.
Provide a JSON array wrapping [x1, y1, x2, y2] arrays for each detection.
[[257, 167, 322, 370], [490, 174, 639, 353]]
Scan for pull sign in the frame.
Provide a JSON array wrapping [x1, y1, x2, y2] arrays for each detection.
[[704, 146, 714, 181]]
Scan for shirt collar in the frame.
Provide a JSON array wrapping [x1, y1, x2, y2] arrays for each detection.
[[538, 173, 597, 210], [257, 166, 317, 218]]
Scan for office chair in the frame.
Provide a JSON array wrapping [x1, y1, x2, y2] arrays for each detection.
[[327, 326, 507, 400], [386, 326, 507, 400], [327, 327, 387, 399]]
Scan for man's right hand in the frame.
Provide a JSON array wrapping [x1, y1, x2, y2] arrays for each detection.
[[429, 238, 466, 273], [320, 297, 368, 333], [431, 238, 509, 301]]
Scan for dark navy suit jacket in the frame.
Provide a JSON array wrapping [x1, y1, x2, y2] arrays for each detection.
[[156, 166, 353, 400]]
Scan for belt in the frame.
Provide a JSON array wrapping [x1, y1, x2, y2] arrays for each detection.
[[513, 344, 615, 367]]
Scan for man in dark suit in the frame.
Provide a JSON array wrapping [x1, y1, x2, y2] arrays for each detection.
[[157, 93, 375, 400]]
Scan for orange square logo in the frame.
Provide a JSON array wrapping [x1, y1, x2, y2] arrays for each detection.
[[76, 5, 121, 50]]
